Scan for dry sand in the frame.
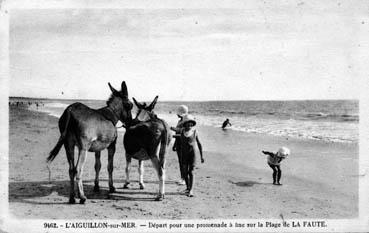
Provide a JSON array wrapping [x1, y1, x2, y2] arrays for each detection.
[[8, 105, 358, 219]]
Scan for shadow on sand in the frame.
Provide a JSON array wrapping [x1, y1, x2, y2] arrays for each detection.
[[9, 179, 181, 205], [228, 180, 269, 187]]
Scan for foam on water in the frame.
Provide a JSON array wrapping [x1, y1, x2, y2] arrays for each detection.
[[158, 112, 358, 143], [44, 102, 70, 109], [31, 99, 359, 144]]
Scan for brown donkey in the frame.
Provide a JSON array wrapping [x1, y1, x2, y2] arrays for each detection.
[[123, 96, 171, 201], [47, 81, 133, 204]]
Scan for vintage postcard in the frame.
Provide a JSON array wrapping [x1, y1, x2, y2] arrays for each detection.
[[1, 0, 368, 232]]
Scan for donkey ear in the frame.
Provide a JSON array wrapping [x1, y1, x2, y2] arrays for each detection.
[[108, 82, 119, 95], [133, 97, 142, 108], [121, 81, 128, 97], [148, 95, 159, 110]]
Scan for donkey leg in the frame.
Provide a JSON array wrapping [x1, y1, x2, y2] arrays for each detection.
[[94, 151, 101, 192], [76, 149, 88, 204], [123, 155, 131, 189], [107, 142, 116, 193], [65, 143, 76, 204], [150, 156, 165, 201], [138, 160, 145, 189]]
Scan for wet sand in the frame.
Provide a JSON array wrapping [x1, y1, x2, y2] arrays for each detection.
[[8, 105, 358, 219]]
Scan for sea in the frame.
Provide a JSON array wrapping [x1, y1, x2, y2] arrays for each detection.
[[12, 98, 359, 144]]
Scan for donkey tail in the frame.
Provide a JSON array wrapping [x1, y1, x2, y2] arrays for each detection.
[[47, 108, 71, 163]]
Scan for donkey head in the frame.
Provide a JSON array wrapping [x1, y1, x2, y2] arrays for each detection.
[[107, 81, 133, 125], [133, 96, 159, 122]]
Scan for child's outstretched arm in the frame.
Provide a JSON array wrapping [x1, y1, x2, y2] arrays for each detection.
[[170, 126, 180, 133], [262, 150, 275, 157], [196, 135, 204, 163]]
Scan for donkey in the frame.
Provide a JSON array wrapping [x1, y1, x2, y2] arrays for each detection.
[[123, 96, 171, 201], [47, 81, 133, 204]]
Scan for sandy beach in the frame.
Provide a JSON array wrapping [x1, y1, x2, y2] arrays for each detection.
[[8, 105, 358, 220]]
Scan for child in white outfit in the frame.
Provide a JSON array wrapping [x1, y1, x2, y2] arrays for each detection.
[[262, 147, 290, 185]]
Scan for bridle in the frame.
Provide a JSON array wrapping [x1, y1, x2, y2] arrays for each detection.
[[105, 98, 133, 129]]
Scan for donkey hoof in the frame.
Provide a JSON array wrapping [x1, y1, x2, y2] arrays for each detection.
[[139, 183, 145, 190], [93, 185, 100, 192], [123, 183, 130, 189], [155, 194, 164, 201], [69, 198, 76, 204], [79, 197, 87, 204], [109, 186, 116, 193]]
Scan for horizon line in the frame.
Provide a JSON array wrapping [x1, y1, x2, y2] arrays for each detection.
[[8, 96, 359, 102]]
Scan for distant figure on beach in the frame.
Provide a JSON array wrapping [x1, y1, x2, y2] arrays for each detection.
[[178, 114, 204, 197], [262, 147, 290, 185], [170, 105, 189, 185], [222, 118, 232, 129]]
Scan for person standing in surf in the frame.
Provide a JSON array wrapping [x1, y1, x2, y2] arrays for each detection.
[[170, 105, 189, 185], [262, 147, 290, 185], [222, 118, 232, 129]]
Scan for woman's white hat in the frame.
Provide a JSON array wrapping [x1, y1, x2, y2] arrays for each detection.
[[277, 147, 290, 158], [176, 105, 188, 117], [181, 114, 196, 126]]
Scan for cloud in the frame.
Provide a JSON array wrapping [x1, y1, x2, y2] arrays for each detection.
[[8, 4, 364, 100]]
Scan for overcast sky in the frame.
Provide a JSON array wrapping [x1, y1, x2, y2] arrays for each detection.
[[8, 1, 366, 101]]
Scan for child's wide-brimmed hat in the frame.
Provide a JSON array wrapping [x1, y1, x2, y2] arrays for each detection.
[[277, 147, 290, 158], [181, 114, 196, 126], [176, 105, 188, 117]]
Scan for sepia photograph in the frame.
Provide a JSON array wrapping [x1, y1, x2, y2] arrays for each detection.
[[1, 0, 368, 232]]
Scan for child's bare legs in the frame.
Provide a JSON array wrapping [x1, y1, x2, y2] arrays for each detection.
[[268, 164, 282, 185], [187, 165, 195, 197], [182, 163, 195, 196], [276, 166, 282, 185]]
